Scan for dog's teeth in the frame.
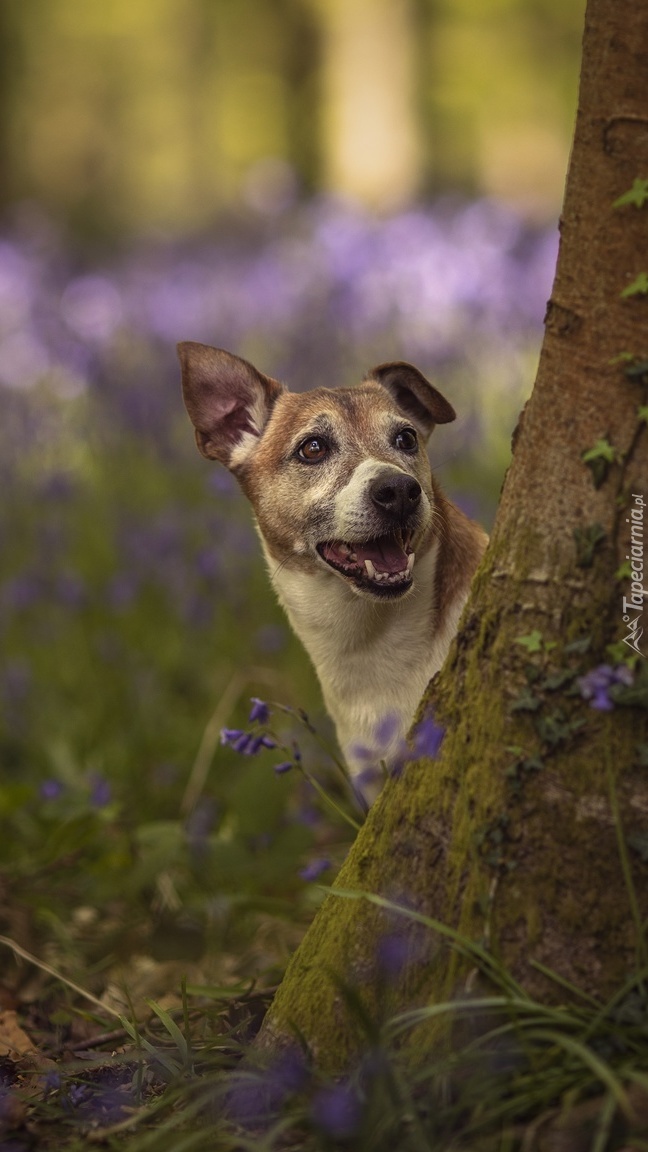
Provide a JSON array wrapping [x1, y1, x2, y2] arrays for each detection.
[[406, 553, 415, 575], [364, 559, 376, 579], [348, 551, 357, 562]]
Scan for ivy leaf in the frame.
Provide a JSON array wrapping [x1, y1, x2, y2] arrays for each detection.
[[574, 523, 606, 568], [621, 272, 648, 299], [543, 669, 577, 691], [625, 358, 648, 380], [564, 635, 592, 655], [612, 683, 648, 710], [510, 687, 542, 713], [582, 438, 617, 464], [606, 639, 639, 666], [581, 437, 617, 487], [613, 178, 648, 209], [535, 711, 586, 748], [638, 406, 648, 425], [516, 630, 544, 654], [615, 559, 634, 581]]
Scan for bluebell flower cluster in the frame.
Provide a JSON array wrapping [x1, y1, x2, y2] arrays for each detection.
[[577, 664, 634, 711], [0, 198, 555, 398], [38, 772, 113, 808], [311, 1080, 362, 1140], [352, 712, 446, 784], [298, 858, 331, 882], [220, 727, 277, 755]]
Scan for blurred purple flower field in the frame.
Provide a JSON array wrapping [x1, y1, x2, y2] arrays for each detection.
[[0, 196, 555, 403]]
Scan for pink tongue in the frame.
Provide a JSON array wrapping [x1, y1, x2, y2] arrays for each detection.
[[355, 537, 408, 574]]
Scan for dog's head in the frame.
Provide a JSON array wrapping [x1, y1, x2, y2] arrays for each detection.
[[179, 343, 456, 601]]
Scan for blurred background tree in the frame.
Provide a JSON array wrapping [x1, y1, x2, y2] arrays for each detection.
[[0, 0, 584, 239]]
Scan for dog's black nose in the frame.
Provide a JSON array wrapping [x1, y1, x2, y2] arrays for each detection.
[[370, 472, 422, 521]]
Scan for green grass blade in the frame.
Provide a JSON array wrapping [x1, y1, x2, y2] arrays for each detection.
[[525, 1028, 631, 1114], [147, 998, 190, 1065]]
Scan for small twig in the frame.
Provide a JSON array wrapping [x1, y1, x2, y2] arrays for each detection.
[[0, 934, 120, 1019], [51, 1026, 130, 1055]]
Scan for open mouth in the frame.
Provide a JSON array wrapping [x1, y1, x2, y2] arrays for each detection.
[[317, 531, 415, 597]]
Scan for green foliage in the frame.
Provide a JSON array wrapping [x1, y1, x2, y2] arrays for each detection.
[[613, 178, 648, 209], [0, 389, 360, 995], [514, 629, 544, 653], [582, 436, 619, 487], [573, 522, 607, 567], [621, 272, 648, 299]]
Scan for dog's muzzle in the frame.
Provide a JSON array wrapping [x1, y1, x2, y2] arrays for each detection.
[[316, 470, 423, 598]]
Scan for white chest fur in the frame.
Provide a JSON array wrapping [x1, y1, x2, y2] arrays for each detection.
[[264, 543, 463, 775]]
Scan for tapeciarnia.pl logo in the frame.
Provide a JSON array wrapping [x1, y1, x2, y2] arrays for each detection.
[[622, 493, 645, 656]]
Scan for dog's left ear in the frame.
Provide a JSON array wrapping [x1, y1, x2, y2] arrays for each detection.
[[368, 361, 456, 440], [178, 342, 284, 470]]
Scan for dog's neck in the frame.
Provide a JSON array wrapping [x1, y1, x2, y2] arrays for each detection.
[[260, 510, 475, 773]]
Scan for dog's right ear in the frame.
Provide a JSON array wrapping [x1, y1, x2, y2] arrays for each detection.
[[178, 342, 284, 469]]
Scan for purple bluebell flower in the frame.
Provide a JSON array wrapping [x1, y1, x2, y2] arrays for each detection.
[[376, 930, 410, 977], [40, 779, 64, 801], [42, 1070, 61, 1092], [249, 697, 270, 725], [299, 858, 331, 882], [226, 1049, 308, 1128], [68, 1083, 89, 1107], [251, 734, 277, 753], [220, 727, 245, 747], [89, 773, 112, 808], [374, 713, 401, 747], [354, 764, 383, 793], [294, 802, 320, 825], [185, 798, 217, 846], [411, 716, 446, 759], [274, 761, 293, 775], [311, 1081, 362, 1139], [578, 664, 634, 711], [221, 727, 275, 754], [349, 742, 378, 765], [232, 733, 255, 754]]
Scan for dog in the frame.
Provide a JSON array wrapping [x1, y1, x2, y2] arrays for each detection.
[[179, 342, 487, 793]]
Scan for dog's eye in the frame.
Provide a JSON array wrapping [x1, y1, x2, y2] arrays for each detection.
[[298, 436, 329, 462], [394, 427, 418, 453]]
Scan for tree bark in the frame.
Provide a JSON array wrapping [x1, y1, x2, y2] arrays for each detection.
[[256, 0, 648, 1070]]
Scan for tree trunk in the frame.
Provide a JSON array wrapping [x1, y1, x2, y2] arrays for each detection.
[[256, 0, 648, 1069]]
